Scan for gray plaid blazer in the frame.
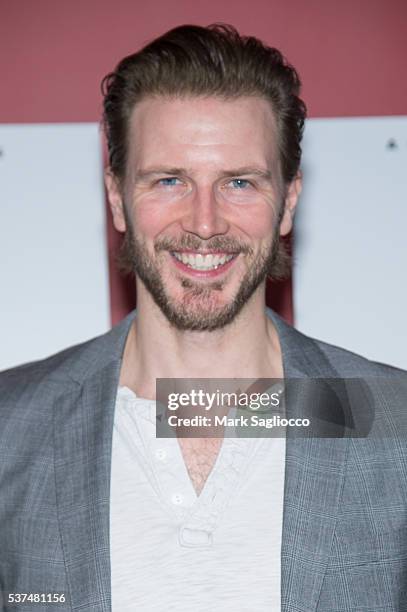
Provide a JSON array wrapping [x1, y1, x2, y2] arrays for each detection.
[[0, 308, 406, 611]]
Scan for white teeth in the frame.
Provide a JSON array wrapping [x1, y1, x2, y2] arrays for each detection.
[[173, 252, 234, 270]]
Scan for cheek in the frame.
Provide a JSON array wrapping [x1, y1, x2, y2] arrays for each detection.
[[130, 202, 177, 239], [231, 204, 277, 240]]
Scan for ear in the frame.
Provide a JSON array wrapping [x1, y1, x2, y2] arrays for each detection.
[[105, 168, 126, 233], [279, 172, 302, 237]]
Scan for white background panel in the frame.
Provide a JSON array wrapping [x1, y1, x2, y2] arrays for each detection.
[[0, 123, 110, 370], [294, 116, 407, 369], [1, 119, 406, 372]]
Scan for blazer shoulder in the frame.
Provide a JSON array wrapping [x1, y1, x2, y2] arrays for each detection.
[[312, 336, 407, 378], [0, 310, 135, 412], [267, 311, 407, 437], [267, 308, 406, 379]]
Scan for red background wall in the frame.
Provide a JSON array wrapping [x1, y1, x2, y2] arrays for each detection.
[[2, 0, 406, 325]]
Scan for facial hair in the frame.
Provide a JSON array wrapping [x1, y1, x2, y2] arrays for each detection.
[[117, 212, 291, 332]]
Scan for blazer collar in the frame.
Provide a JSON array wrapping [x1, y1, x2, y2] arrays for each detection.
[[55, 308, 349, 611], [267, 309, 350, 612], [54, 312, 134, 611]]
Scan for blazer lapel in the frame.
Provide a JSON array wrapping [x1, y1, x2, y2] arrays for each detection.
[[268, 310, 351, 612], [53, 314, 135, 611]]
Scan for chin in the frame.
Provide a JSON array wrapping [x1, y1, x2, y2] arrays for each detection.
[[156, 286, 246, 332]]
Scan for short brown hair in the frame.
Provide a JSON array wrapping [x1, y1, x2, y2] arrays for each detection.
[[101, 23, 306, 186]]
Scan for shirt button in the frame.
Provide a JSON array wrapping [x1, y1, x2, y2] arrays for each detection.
[[171, 493, 184, 505], [155, 448, 167, 461]]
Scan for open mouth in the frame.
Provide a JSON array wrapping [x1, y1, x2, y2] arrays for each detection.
[[172, 251, 237, 271]]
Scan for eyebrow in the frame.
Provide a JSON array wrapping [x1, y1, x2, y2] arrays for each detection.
[[134, 166, 273, 182]]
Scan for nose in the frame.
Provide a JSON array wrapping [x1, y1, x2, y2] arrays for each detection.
[[180, 186, 230, 239]]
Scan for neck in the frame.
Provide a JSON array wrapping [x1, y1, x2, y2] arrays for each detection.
[[120, 285, 284, 399]]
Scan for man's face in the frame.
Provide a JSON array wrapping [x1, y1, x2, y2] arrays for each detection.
[[107, 96, 300, 331]]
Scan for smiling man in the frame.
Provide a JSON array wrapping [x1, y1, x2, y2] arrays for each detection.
[[106, 94, 298, 336], [1, 24, 407, 612]]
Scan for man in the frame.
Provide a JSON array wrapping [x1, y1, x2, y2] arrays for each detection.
[[0, 24, 406, 612]]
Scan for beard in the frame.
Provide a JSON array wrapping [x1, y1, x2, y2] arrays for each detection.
[[117, 213, 291, 332]]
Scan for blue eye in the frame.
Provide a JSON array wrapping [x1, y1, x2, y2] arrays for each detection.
[[230, 179, 251, 189], [158, 177, 181, 186]]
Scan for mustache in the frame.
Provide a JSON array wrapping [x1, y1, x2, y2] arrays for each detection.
[[154, 235, 253, 255]]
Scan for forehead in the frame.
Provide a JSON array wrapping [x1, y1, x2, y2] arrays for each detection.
[[127, 95, 279, 173]]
